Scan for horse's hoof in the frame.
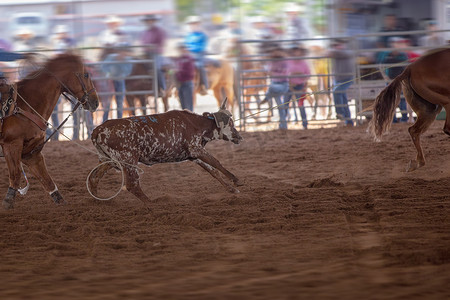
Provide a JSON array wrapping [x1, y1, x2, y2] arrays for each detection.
[[406, 160, 423, 172], [2, 199, 14, 210], [51, 191, 66, 205]]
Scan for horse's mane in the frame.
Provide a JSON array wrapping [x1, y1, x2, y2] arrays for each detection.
[[420, 46, 450, 59], [18, 53, 83, 83]]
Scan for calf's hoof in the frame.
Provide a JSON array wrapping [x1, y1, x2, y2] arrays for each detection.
[[233, 178, 244, 187]]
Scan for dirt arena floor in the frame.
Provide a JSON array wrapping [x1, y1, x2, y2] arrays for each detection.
[[1, 121, 449, 299]]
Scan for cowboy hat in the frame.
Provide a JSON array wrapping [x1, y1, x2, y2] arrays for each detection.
[[185, 15, 201, 24], [104, 15, 123, 24], [284, 3, 305, 13], [54, 24, 69, 34]]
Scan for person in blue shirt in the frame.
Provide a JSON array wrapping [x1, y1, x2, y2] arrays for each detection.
[[101, 42, 133, 121], [185, 16, 209, 96]]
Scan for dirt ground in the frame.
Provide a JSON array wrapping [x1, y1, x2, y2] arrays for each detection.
[[0, 121, 449, 300]]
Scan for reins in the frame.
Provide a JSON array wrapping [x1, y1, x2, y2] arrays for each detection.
[[12, 65, 96, 158]]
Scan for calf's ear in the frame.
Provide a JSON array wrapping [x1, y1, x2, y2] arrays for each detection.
[[203, 112, 214, 119]]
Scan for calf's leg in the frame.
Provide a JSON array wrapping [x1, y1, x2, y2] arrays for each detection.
[[124, 166, 151, 205], [195, 159, 240, 193], [195, 150, 243, 187]]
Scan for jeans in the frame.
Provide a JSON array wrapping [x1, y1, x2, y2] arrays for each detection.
[[288, 83, 308, 129], [193, 52, 208, 89], [393, 96, 408, 123], [154, 54, 167, 91], [333, 78, 353, 126], [46, 97, 61, 140], [103, 80, 125, 122], [178, 81, 194, 111], [265, 81, 289, 129]]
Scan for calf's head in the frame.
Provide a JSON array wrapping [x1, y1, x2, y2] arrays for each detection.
[[204, 98, 243, 144]]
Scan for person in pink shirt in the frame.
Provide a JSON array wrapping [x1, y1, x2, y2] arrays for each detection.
[[140, 14, 167, 96], [286, 43, 311, 129], [260, 44, 290, 129], [175, 43, 195, 111]]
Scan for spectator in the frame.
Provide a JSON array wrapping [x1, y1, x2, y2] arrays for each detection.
[[175, 43, 195, 111], [98, 15, 126, 47], [51, 25, 76, 54], [185, 15, 209, 96], [327, 38, 355, 127], [101, 43, 133, 121], [12, 28, 36, 52], [376, 37, 409, 123], [260, 44, 290, 130], [0, 49, 27, 101], [140, 14, 167, 97], [419, 20, 446, 49], [378, 14, 405, 48], [284, 2, 311, 40], [286, 43, 311, 129], [48, 24, 77, 140]]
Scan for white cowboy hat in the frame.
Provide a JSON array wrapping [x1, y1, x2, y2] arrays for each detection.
[[54, 24, 69, 34], [284, 3, 305, 13], [251, 15, 268, 23], [224, 15, 238, 23], [185, 15, 201, 24], [15, 28, 35, 37], [104, 15, 123, 24]]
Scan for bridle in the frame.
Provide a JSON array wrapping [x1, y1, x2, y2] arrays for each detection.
[[73, 72, 97, 106]]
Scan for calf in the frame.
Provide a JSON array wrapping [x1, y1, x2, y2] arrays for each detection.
[[89, 98, 243, 204]]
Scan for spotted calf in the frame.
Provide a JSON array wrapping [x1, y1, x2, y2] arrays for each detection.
[[89, 99, 243, 204]]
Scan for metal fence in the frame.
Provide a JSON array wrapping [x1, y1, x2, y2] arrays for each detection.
[[235, 28, 450, 131], [3, 28, 450, 140]]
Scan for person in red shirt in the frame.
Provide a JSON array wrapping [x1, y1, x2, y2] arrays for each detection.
[[175, 43, 195, 111]]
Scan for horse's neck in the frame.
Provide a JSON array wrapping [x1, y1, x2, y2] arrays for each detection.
[[19, 75, 62, 121]]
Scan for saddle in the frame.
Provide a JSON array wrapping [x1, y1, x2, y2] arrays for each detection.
[[0, 81, 17, 120]]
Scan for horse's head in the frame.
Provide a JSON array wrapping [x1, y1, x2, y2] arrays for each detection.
[[72, 70, 99, 112], [50, 54, 99, 112], [204, 98, 242, 144]]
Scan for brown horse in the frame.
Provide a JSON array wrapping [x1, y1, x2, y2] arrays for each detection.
[[369, 47, 450, 172], [194, 59, 235, 110], [0, 53, 99, 209]]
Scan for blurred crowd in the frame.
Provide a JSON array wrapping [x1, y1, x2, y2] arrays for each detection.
[[1, 1, 449, 136]]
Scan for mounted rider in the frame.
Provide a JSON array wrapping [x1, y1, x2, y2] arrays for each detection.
[[0, 49, 27, 120]]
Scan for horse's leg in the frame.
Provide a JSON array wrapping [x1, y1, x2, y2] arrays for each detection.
[[137, 95, 147, 115], [404, 87, 441, 172], [125, 95, 136, 116], [2, 142, 23, 209], [124, 166, 151, 205], [213, 86, 222, 108], [443, 104, 450, 136], [223, 84, 235, 111], [22, 152, 65, 204], [162, 95, 169, 112]]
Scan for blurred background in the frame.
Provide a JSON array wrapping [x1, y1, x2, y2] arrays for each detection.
[[0, 0, 448, 138]]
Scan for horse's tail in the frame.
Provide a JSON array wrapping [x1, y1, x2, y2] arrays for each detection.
[[368, 67, 411, 141]]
